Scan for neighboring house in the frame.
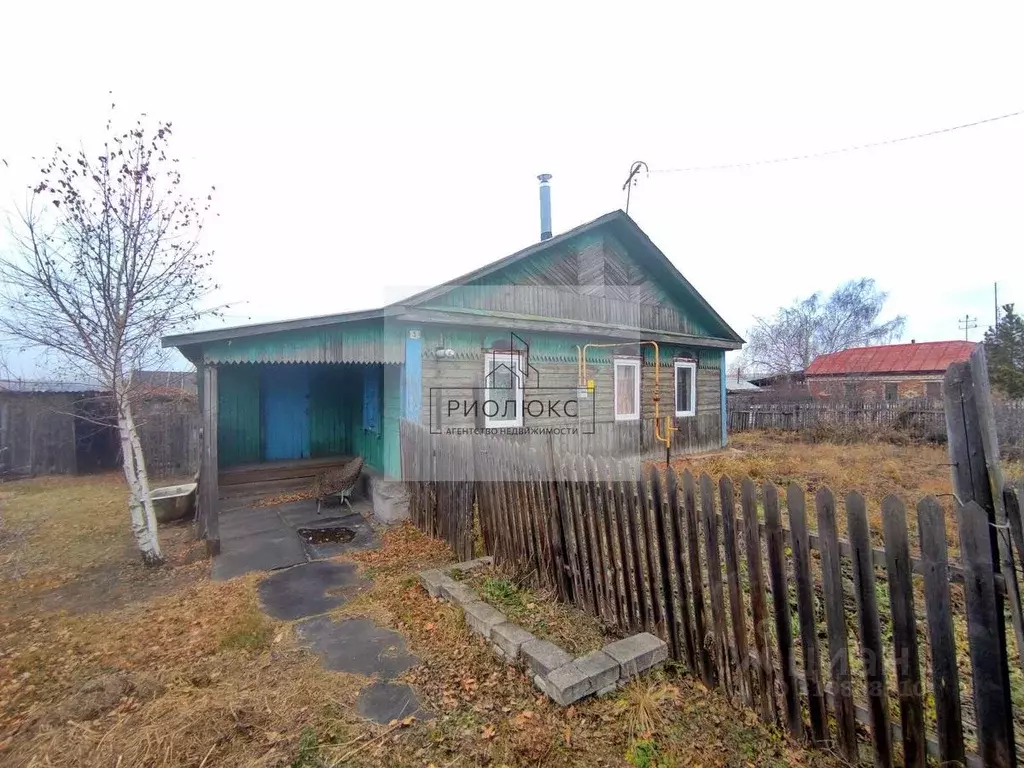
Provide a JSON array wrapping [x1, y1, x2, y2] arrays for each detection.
[[747, 370, 807, 393], [0, 380, 119, 477], [164, 208, 743, 491], [725, 375, 761, 394], [804, 340, 975, 401]]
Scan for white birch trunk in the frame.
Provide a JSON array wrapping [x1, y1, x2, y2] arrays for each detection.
[[117, 399, 163, 566]]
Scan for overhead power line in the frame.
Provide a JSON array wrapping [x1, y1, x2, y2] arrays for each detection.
[[647, 109, 1024, 174]]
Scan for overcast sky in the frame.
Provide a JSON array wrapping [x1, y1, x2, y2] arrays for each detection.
[[1, 2, 1021, 376]]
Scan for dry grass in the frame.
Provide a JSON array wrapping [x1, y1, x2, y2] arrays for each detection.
[[460, 566, 614, 655], [677, 430, 958, 506], [0, 473, 204, 613], [0, 475, 846, 767], [614, 677, 680, 738]]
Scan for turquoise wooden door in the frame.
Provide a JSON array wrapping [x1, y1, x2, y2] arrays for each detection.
[[261, 366, 310, 460]]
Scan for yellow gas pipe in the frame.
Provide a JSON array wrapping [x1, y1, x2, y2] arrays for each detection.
[[575, 341, 676, 449]]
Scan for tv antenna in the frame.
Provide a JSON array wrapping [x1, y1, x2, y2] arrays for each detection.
[[622, 161, 648, 214], [958, 314, 978, 340]]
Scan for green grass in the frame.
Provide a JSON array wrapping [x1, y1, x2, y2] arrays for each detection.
[[626, 738, 659, 768], [219, 609, 273, 652], [480, 577, 525, 611], [291, 727, 323, 768]]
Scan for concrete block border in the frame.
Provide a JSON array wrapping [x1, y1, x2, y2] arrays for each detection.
[[418, 557, 668, 707]]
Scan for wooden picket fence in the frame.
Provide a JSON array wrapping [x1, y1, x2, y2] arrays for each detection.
[[727, 396, 1024, 456], [400, 417, 1024, 767]]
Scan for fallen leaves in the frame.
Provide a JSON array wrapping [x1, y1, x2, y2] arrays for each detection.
[[251, 490, 314, 508]]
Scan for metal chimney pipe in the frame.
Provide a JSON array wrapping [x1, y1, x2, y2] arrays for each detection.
[[538, 174, 552, 240]]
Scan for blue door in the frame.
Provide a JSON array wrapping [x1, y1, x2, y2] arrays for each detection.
[[261, 366, 310, 460]]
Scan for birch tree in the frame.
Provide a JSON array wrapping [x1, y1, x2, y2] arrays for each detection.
[[746, 278, 905, 374], [0, 109, 217, 566]]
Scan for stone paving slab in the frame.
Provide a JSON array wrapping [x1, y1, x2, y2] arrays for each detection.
[[602, 632, 668, 682], [439, 581, 478, 606], [356, 681, 433, 724], [522, 639, 573, 678], [212, 530, 307, 581], [219, 509, 285, 537], [462, 600, 506, 639], [295, 616, 418, 679], [419, 569, 455, 598], [536, 651, 619, 706], [491, 622, 536, 661], [258, 560, 370, 620]]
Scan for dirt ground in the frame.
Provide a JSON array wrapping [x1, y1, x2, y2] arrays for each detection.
[[0, 471, 846, 767]]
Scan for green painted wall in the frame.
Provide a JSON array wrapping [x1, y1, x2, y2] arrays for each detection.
[[218, 365, 261, 466], [216, 362, 401, 475], [308, 365, 352, 458], [203, 321, 404, 365]]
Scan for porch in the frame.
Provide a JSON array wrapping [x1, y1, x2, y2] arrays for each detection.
[[197, 359, 404, 556], [212, 463, 379, 580]]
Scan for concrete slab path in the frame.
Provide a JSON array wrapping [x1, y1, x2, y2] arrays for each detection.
[[356, 681, 432, 724], [212, 498, 376, 581], [295, 616, 419, 678]]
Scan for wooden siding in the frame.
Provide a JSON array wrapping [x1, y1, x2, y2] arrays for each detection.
[[216, 363, 400, 476], [423, 232, 713, 336], [309, 365, 353, 458], [217, 365, 261, 466], [202, 321, 403, 365], [418, 328, 721, 434], [0, 393, 79, 476]]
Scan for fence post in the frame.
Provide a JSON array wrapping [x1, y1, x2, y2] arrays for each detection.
[[958, 499, 1017, 767], [944, 352, 1021, 760]]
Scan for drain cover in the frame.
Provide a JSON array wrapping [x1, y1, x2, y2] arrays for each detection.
[[297, 527, 356, 545]]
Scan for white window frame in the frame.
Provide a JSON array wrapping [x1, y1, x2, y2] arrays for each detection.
[[613, 357, 641, 422], [674, 360, 697, 418], [483, 351, 523, 428]]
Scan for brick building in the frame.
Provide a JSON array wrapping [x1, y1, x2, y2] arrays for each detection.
[[804, 340, 975, 401]]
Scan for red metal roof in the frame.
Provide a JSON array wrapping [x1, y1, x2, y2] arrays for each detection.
[[805, 341, 975, 376]]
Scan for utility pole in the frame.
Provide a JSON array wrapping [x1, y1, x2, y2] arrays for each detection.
[[958, 314, 978, 340], [995, 281, 999, 329]]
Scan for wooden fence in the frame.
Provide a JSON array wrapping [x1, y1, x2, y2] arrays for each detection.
[[728, 396, 1024, 455], [134, 398, 201, 479], [401, 417, 1024, 767]]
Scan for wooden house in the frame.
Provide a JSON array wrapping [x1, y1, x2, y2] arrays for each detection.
[[163, 209, 742, 510]]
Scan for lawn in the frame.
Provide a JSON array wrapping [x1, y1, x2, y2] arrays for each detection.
[[0, 472, 844, 767]]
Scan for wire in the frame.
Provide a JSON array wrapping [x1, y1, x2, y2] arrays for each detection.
[[648, 109, 1024, 174]]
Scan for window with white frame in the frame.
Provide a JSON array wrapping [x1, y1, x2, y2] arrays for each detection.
[[483, 351, 523, 428], [614, 357, 641, 421], [674, 360, 697, 417]]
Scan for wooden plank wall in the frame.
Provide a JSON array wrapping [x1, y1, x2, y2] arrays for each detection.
[[400, 418, 1024, 768], [421, 356, 722, 456], [0, 393, 79, 476]]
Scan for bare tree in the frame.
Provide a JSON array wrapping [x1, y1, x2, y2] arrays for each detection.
[[746, 278, 905, 374], [0, 108, 217, 565]]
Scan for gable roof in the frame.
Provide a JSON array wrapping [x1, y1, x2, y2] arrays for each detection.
[[163, 210, 741, 349], [805, 341, 975, 376], [394, 210, 743, 343]]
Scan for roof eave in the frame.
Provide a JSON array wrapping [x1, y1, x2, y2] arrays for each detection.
[[161, 307, 400, 349]]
